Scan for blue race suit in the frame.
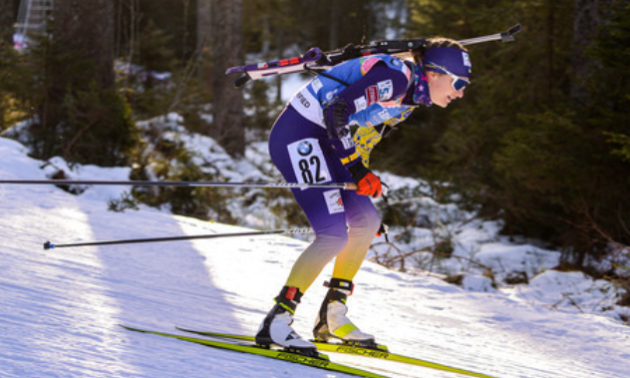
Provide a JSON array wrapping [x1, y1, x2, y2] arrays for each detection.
[[268, 55, 421, 291]]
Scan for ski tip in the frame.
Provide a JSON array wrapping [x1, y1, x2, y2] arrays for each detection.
[[119, 324, 144, 332], [376, 343, 389, 352], [225, 66, 245, 75]]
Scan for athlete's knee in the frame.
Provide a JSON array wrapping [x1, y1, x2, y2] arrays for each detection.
[[310, 230, 349, 260], [350, 209, 381, 237], [314, 231, 348, 249]]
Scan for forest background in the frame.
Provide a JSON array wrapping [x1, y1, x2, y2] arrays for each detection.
[[0, 0, 629, 285]]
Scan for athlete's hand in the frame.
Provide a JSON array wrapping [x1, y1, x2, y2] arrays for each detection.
[[348, 163, 382, 198], [356, 171, 382, 198]]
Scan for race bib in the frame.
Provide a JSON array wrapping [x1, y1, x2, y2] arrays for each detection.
[[287, 138, 332, 190]]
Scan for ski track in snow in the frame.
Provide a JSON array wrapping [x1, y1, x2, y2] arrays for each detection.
[[1, 136, 630, 378]]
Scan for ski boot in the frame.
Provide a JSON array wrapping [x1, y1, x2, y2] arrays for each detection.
[[256, 286, 317, 355], [313, 278, 379, 349]]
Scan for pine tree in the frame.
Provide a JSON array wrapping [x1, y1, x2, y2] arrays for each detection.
[[28, 0, 138, 166], [0, 0, 14, 45], [398, 0, 630, 261]]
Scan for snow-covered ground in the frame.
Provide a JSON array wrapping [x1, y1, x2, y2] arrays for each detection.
[[1, 133, 630, 378]]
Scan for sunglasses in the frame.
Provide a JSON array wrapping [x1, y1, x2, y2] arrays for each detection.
[[426, 61, 470, 91]]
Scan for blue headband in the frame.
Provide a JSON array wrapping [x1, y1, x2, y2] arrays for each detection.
[[422, 47, 472, 78]]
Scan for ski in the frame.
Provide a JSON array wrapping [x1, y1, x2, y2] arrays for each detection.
[[176, 327, 500, 378], [226, 24, 521, 87], [121, 325, 390, 378]]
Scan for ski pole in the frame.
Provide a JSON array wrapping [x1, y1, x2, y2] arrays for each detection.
[[0, 179, 358, 190], [43, 228, 313, 250]]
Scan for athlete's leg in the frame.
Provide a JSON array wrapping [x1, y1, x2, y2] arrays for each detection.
[[332, 190, 381, 281], [311, 142, 381, 344], [267, 105, 350, 293], [256, 105, 352, 349]]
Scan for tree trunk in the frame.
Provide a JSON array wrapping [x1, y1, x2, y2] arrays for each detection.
[[0, 0, 14, 45], [197, 0, 211, 51], [196, 0, 212, 93], [546, 0, 555, 103], [329, 0, 340, 49], [210, 0, 244, 157], [571, 0, 612, 102]]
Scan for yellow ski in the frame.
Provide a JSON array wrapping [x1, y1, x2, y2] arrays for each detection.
[[121, 325, 389, 378], [176, 327, 500, 378]]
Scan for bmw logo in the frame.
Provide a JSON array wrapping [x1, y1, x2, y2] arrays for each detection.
[[297, 141, 313, 156]]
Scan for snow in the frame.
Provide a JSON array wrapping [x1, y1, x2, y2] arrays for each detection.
[[1, 133, 630, 378]]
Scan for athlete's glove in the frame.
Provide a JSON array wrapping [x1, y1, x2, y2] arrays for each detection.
[[348, 163, 382, 199]]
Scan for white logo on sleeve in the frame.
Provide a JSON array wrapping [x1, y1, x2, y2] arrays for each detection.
[[311, 78, 323, 93], [377, 80, 393, 101], [378, 109, 390, 121], [354, 96, 367, 112]]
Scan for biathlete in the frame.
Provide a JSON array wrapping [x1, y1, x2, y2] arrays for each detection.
[[256, 37, 473, 352]]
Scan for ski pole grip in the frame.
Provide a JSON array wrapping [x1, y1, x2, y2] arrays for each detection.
[[344, 183, 359, 191]]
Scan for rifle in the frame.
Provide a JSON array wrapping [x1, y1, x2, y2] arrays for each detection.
[[226, 24, 521, 88]]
